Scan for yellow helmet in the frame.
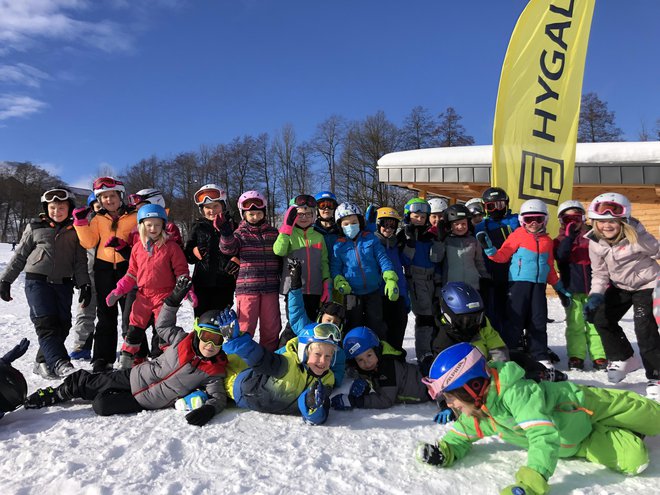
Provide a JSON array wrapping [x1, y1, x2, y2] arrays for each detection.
[[376, 207, 402, 221]]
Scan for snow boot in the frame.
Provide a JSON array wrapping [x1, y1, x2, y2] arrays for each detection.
[[53, 359, 76, 378], [592, 359, 608, 371], [568, 357, 584, 371], [646, 380, 660, 402], [32, 362, 57, 380], [607, 357, 640, 384]]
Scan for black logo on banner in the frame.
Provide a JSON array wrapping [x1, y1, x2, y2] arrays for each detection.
[[518, 150, 563, 206]]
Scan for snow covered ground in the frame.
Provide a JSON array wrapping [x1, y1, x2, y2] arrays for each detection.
[[0, 243, 658, 494]]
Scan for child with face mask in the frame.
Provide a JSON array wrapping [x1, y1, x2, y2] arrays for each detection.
[[330, 202, 398, 339]]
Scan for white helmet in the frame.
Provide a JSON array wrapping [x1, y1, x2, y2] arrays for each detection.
[[428, 197, 449, 214], [132, 188, 166, 208], [519, 199, 549, 216], [465, 197, 485, 215], [557, 200, 584, 218], [93, 176, 125, 199], [195, 184, 228, 207], [587, 192, 631, 220], [335, 202, 362, 222]]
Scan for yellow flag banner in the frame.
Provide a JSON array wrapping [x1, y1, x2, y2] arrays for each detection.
[[492, 0, 595, 236]]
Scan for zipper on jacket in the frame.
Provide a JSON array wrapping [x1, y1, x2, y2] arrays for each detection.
[[352, 239, 368, 290], [304, 229, 312, 295]]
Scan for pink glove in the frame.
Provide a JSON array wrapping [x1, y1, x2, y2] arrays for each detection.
[[105, 236, 128, 251], [72, 207, 91, 227], [186, 286, 198, 308], [279, 206, 298, 236], [105, 276, 136, 307], [321, 279, 331, 303]]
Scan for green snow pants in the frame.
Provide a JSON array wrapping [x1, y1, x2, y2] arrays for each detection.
[[576, 386, 660, 474], [565, 293, 606, 361]]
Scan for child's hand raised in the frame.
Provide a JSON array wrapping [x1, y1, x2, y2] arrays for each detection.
[[164, 275, 193, 307]]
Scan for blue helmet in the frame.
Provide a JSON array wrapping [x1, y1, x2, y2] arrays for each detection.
[[87, 192, 98, 207], [440, 282, 485, 339], [343, 326, 380, 359], [297, 322, 341, 364], [426, 343, 490, 402], [315, 190, 337, 203], [137, 204, 167, 224]]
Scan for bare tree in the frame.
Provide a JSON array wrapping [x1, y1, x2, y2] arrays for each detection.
[[434, 107, 475, 147], [253, 133, 278, 223], [401, 106, 437, 150], [638, 121, 650, 141], [310, 115, 345, 193], [578, 92, 624, 142], [272, 124, 298, 205]]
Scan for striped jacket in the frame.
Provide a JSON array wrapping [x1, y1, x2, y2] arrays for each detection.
[[220, 219, 281, 295]]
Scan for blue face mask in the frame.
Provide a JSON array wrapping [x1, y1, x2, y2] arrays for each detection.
[[342, 223, 360, 239]]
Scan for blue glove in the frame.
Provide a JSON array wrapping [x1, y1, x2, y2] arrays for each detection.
[[1, 338, 29, 363], [433, 408, 456, 425], [217, 308, 241, 340], [552, 281, 572, 307], [365, 204, 377, 225], [175, 390, 209, 411], [583, 293, 605, 323], [476, 231, 496, 256], [330, 394, 353, 411], [349, 378, 369, 398], [305, 379, 327, 410]]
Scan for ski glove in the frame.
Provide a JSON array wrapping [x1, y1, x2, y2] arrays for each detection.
[[0, 281, 11, 302], [164, 275, 193, 307], [105, 236, 128, 251], [565, 221, 580, 238], [213, 213, 233, 236], [500, 467, 548, 495], [334, 275, 352, 295], [106, 276, 136, 307], [476, 231, 496, 256], [78, 284, 92, 308], [415, 442, 446, 466], [192, 245, 207, 261], [279, 206, 298, 236], [349, 378, 369, 398], [330, 394, 353, 411], [583, 293, 605, 324], [288, 258, 303, 290], [383, 270, 399, 302], [72, 207, 91, 226], [175, 390, 209, 411], [225, 257, 240, 278], [216, 308, 241, 341], [433, 408, 456, 425], [185, 404, 215, 426], [305, 380, 327, 410], [365, 204, 378, 225], [1, 338, 29, 364], [403, 224, 417, 246], [552, 281, 572, 307]]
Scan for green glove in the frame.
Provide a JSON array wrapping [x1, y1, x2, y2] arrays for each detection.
[[334, 275, 352, 295], [384, 279, 399, 301], [500, 467, 549, 495]]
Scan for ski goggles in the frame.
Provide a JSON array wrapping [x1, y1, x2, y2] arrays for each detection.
[[450, 312, 484, 331], [128, 191, 161, 207], [378, 218, 399, 230], [520, 214, 546, 225], [292, 195, 317, 208], [194, 189, 225, 206], [93, 177, 123, 190], [41, 188, 72, 203], [484, 200, 507, 213], [421, 347, 486, 399], [559, 213, 584, 224], [407, 203, 431, 214], [310, 323, 341, 345], [591, 201, 627, 218], [193, 321, 225, 348], [317, 199, 337, 210], [240, 198, 265, 211]]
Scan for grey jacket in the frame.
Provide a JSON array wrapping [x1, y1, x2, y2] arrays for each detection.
[[129, 303, 228, 412], [587, 218, 660, 294], [1, 216, 89, 286], [431, 234, 489, 290]]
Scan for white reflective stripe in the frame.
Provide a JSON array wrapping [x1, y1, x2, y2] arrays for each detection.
[[434, 347, 485, 392]]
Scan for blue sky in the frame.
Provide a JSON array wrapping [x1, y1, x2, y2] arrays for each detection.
[[1, 0, 659, 188]]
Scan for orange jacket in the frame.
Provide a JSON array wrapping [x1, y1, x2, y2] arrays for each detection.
[[74, 209, 137, 265]]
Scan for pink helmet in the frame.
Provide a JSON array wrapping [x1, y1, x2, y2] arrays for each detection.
[[237, 190, 267, 216]]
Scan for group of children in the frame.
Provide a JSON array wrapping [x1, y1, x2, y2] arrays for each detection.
[[1, 179, 659, 492]]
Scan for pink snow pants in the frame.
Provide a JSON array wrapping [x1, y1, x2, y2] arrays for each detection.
[[236, 292, 282, 352]]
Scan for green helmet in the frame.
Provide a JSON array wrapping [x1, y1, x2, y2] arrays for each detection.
[[403, 198, 431, 221]]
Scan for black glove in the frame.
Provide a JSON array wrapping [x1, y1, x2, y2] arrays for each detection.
[[0, 281, 11, 302], [437, 218, 450, 241], [288, 258, 302, 290], [1, 338, 29, 363], [403, 224, 416, 248], [78, 284, 92, 308], [185, 404, 215, 426], [417, 443, 446, 466], [566, 222, 580, 238], [164, 275, 193, 307], [225, 257, 240, 278], [557, 291, 571, 308]]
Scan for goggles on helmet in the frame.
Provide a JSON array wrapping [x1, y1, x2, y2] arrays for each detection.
[[317, 199, 337, 210], [194, 189, 225, 206], [193, 320, 225, 348], [520, 214, 546, 225], [484, 200, 507, 213], [240, 197, 266, 211], [592, 201, 627, 218], [128, 191, 160, 207], [41, 189, 72, 203], [560, 213, 583, 224], [292, 195, 317, 208], [421, 347, 486, 399], [407, 203, 430, 214], [93, 177, 123, 190], [311, 323, 341, 345], [450, 312, 484, 332]]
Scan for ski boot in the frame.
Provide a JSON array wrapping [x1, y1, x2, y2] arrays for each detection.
[[568, 357, 584, 371], [24, 386, 69, 409], [592, 359, 608, 371]]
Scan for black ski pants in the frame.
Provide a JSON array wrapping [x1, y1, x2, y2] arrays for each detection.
[[63, 368, 143, 416]]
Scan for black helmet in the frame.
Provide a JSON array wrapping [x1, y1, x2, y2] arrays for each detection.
[[443, 204, 472, 224], [0, 362, 28, 413], [482, 187, 509, 203], [318, 301, 346, 323]]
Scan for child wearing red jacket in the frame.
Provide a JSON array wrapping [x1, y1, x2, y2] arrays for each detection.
[[106, 204, 189, 369], [478, 199, 570, 368]]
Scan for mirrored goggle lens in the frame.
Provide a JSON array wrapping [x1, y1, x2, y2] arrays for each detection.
[[197, 328, 223, 347], [313, 323, 341, 343], [521, 215, 546, 224], [484, 200, 506, 212], [93, 177, 122, 190], [195, 190, 223, 206], [593, 201, 626, 216], [42, 189, 71, 202], [241, 198, 265, 210], [379, 218, 398, 230], [560, 213, 583, 224], [128, 194, 146, 207], [293, 195, 317, 208], [453, 312, 484, 330], [408, 203, 430, 214], [317, 200, 337, 210]]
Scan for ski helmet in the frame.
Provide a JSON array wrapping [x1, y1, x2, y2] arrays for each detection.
[[587, 192, 631, 221], [403, 198, 431, 219], [428, 197, 449, 214], [40, 187, 76, 216], [376, 207, 401, 231], [443, 204, 472, 224], [343, 326, 380, 360], [87, 192, 98, 207], [237, 190, 267, 216], [297, 322, 341, 364], [0, 361, 28, 413], [519, 199, 549, 228], [423, 343, 490, 405], [335, 202, 362, 222], [137, 204, 168, 224], [481, 187, 509, 204], [315, 191, 338, 209], [318, 301, 346, 326], [93, 176, 125, 200], [440, 282, 485, 340], [195, 184, 227, 208], [465, 198, 485, 216], [193, 310, 232, 348], [130, 188, 166, 208]]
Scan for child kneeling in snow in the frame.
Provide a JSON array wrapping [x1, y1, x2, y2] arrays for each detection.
[[223, 319, 339, 425], [24, 278, 228, 427], [331, 326, 429, 410], [417, 343, 660, 495]]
